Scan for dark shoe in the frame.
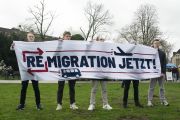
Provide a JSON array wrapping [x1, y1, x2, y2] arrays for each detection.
[[135, 103, 143, 108], [37, 104, 43, 110], [16, 104, 25, 110]]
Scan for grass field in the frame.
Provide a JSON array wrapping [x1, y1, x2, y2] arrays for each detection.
[[0, 82, 180, 120]]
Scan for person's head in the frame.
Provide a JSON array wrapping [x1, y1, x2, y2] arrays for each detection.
[[152, 39, 161, 49], [27, 32, 35, 42], [99, 38, 105, 42], [95, 37, 105, 42], [63, 31, 71, 40]]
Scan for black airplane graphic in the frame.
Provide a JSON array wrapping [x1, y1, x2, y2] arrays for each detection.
[[114, 47, 133, 56]]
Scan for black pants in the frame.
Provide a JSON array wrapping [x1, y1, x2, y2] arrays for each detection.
[[57, 80, 76, 105], [123, 80, 139, 104], [121, 81, 125, 88], [19, 80, 40, 106]]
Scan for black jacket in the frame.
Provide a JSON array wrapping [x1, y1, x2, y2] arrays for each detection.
[[158, 49, 166, 74]]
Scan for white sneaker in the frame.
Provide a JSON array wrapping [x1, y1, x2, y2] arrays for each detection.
[[70, 103, 78, 110], [103, 104, 112, 110], [147, 101, 153, 107], [56, 104, 62, 110], [161, 100, 169, 106], [88, 104, 95, 111]]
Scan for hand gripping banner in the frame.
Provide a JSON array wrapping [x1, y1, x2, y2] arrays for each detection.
[[14, 40, 161, 81]]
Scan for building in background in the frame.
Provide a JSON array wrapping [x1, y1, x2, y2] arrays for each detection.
[[172, 49, 180, 67]]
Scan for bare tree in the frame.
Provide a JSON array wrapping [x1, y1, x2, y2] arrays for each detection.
[[119, 4, 173, 59], [80, 1, 113, 40], [136, 4, 161, 45], [29, 0, 55, 40], [160, 39, 173, 62], [18, 24, 35, 33], [120, 22, 140, 44], [120, 4, 161, 45]]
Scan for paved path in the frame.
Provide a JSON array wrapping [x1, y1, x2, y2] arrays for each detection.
[[0, 80, 120, 83], [0, 80, 57, 83], [0, 80, 179, 83], [0, 80, 91, 83]]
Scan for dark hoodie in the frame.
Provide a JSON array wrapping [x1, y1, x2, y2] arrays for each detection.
[[158, 49, 166, 74]]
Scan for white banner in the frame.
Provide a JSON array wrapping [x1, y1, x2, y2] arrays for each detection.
[[14, 40, 161, 81]]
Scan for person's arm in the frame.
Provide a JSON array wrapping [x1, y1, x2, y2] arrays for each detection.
[[162, 51, 166, 74]]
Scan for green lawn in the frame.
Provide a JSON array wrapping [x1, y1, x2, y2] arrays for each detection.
[[0, 82, 180, 120]]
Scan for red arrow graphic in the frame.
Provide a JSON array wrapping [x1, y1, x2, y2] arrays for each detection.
[[23, 48, 44, 62], [46, 50, 112, 54], [27, 61, 48, 76]]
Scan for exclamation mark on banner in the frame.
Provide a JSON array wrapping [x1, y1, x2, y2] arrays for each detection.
[[153, 59, 156, 69]]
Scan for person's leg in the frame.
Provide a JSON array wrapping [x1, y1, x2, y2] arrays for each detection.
[[100, 80, 108, 105], [100, 80, 112, 110], [133, 80, 139, 104], [123, 80, 131, 107], [158, 76, 168, 102], [17, 80, 29, 110], [147, 78, 157, 106], [88, 80, 99, 110], [56, 81, 65, 110], [20, 80, 29, 105], [176, 72, 179, 80], [133, 80, 143, 107], [31, 80, 41, 107], [68, 80, 76, 104], [90, 80, 99, 105], [173, 73, 175, 81], [148, 78, 157, 101], [69, 80, 78, 109], [57, 81, 65, 105]]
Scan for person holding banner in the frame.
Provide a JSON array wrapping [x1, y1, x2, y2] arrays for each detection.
[[88, 37, 112, 111], [122, 80, 143, 108], [11, 32, 42, 110], [147, 39, 169, 106], [56, 31, 78, 110]]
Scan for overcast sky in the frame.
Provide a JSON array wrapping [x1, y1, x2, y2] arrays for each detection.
[[0, 0, 180, 53]]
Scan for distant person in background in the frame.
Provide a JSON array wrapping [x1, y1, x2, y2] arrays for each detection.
[[147, 39, 169, 107], [172, 67, 176, 81], [11, 32, 42, 110], [176, 67, 179, 80], [172, 67, 178, 81]]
